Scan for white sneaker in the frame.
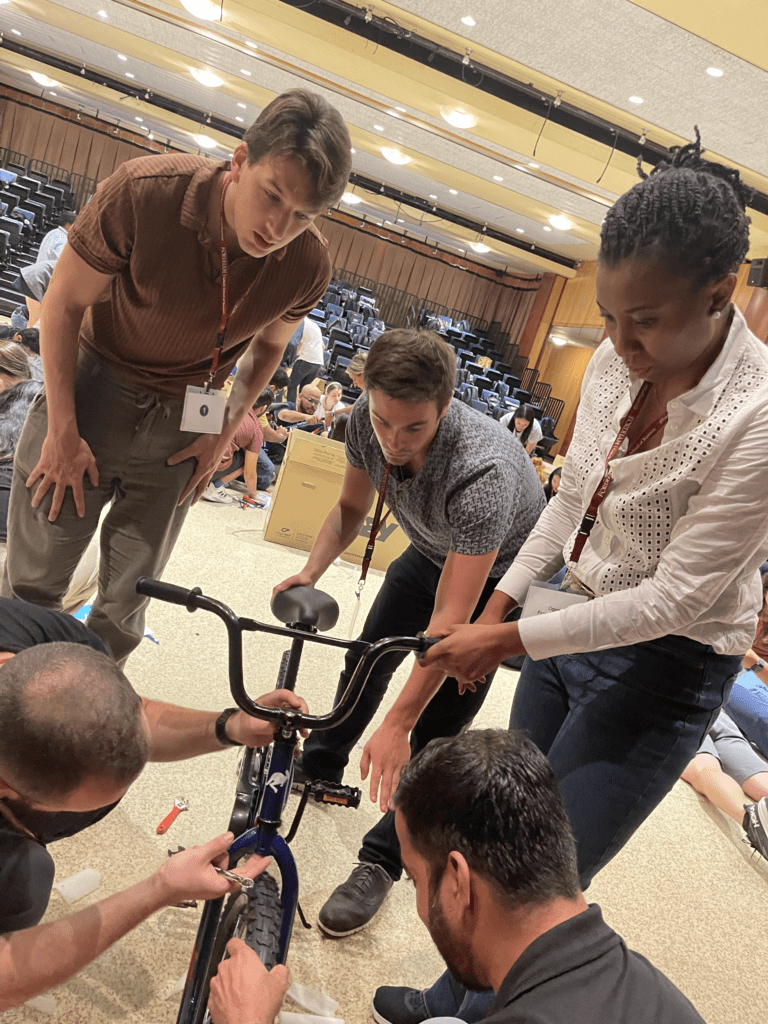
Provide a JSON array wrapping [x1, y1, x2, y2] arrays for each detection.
[[202, 484, 235, 504]]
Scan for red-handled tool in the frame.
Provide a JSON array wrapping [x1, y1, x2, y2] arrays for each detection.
[[156, 797, 189, 834]]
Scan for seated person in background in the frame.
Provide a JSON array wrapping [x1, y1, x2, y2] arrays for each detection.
[[209, 730, 708, 1024], [0, 599, 306, 1009], [203, 389, 272, 505], [0, 341, 31, 392], [681, 710, 768, 858], [287, 317, 326, 403], [499, 403, 542, 454], [0, 381, 44, 541], [11, 328, 43, 382], [328, 411, 349, 443], [269, 366, 290, 400], [318, 381, 345, 431], [12, 261, 57, 333], [333, 351, 368, 418], [36, 209, 77, 264], [543, 466, 561, 502], [265, 384, 322, 468], [681, 567, 768, 858]]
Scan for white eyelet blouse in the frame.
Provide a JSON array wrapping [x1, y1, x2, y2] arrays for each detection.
[[497, 307, 768, 659]]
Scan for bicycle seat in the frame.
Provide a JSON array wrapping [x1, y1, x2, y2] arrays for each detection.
[[271, 586, 339, 631]]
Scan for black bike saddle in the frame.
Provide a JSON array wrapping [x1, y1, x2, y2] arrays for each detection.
[[270, 585, 340, 632]]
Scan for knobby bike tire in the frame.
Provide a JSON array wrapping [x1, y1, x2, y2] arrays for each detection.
[[199, 873, 282, 1021]]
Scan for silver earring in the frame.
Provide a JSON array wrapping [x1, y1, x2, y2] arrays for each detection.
[[712, 310, 721, 319]]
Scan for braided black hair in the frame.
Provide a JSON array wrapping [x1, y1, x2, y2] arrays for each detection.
[[599, 127, 752, 288]]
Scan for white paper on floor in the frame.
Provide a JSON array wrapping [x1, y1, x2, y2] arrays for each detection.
[[280, 1014, 343, 1024], [165, 974, 187, 999], [287, 981, 340, 1018], [53, 868, 101, 904], [24, 995, 57, 1014]]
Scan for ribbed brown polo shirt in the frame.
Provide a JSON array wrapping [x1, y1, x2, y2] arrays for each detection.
[[67, 154, 331, 397]]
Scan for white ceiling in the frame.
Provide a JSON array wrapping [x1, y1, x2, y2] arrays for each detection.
[[0, 0, 766, 276]]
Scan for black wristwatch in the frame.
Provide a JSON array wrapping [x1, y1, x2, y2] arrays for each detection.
[[754, 659, 766, 675], [215, 707, 243, 747]]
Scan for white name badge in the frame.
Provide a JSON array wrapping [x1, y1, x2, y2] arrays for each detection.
[[181, 386, 227, 434], [521, 580, 590, 619]]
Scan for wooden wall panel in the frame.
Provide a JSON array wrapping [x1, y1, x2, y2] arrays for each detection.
[[552, 262, 603, 328], [537, 343, 595, 457]]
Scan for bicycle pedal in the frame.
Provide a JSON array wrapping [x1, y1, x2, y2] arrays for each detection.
[[311, 782, 361, 808]]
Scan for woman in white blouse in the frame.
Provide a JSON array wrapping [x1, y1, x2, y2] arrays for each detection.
[[422, 133, 768, 893]]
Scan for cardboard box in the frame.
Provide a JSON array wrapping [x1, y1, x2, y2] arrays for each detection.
[[263, 429, 409, 572]]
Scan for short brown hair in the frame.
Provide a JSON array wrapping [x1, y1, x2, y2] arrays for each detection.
[[244, 89, 351, 207], [0, 643, 148, 802], [364, 329, 456, 410]]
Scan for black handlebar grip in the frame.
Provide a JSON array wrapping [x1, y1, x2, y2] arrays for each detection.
[[136, 577, 203, 611], [416, 632, 443, 657]]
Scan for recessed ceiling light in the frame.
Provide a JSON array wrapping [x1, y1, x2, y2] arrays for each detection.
[[49, 91, 57, 96], [461, 16, 476, 26], [706, 67, 724, 77], [350, 148, 356, 154], [551, 335, 567, 346], [98, 9, 107, 16], [395, 106, 406, 112], [388, 110, 400, 118], [373, 124, 384, 131], [148, 132, 154, 139], [381, 146, 411, 165], [516, 228, 524, 234], [429, 194, 437, 199], [29, 71, 58, 87], [235, 117, 244, 122], [528, 162, 539, 168], [240, 69, 251, 76], [397, 218, 404, 223], [548, 214, 572, 230], [117, 54, 128, 61], [543, 226, 552, 231], [469, 241, 490, 253], [181, 0, 222, 20], [341, 192, 362, 205], [193, 133, 217, 149], [11, 28, 21, 34], [125, 72, 135, 78], [237, 102, 246, 108], [135, 116, 143, 122], [449, 189, 458, 195], [440, 106, 478, 129], [245, 40, 258, 48], [629, 95, 644, 104], [493, 175, 503, 181], [191, 68, 223, 87]]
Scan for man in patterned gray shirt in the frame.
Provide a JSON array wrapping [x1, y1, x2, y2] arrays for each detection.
[[275, 328, 545, 937]]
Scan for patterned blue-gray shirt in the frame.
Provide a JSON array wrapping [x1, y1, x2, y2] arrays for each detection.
[[345, 396, 545, 576]]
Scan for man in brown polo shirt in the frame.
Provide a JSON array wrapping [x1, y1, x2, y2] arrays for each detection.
[[2, 89, 351, 664]]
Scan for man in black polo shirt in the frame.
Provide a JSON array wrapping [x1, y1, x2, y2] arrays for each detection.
[[209, 731, 706, 1024], [0, 598, 305, 1009]]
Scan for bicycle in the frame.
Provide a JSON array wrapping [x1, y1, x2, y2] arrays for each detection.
[[136, 576, 435, 1024]]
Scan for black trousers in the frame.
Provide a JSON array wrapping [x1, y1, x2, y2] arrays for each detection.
[[303, 544, 500, 879]]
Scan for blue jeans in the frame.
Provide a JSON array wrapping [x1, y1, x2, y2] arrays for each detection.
[[723, 669, 768, 755], [257, 449, 275, 490], [420, 633, 741, 1022]]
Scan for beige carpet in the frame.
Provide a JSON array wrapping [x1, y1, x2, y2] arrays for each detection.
[[3, 498, 767, 1024]]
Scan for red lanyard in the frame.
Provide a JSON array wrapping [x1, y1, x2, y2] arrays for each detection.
[[358, 463, 392, 590], [569, 381, 668, 564], [204, 175, 259, 389]]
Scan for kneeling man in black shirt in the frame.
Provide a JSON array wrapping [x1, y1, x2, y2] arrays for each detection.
[[0, 598, 304, 1009], [210, 730, 707, 1024]]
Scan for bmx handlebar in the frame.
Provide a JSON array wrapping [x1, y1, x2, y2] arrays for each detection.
[[137, 577, 441, 733]]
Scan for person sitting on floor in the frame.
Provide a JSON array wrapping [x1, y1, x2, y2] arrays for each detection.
[[318, 381, 345, 432], [11, 329, 43, 382], [0, 341, 31, 393], [499, 403, 542, 454], [208, 730, 708, 1024], [543, 466, 561, 502], [203, 388, 273, 505], [0, 599, 308, 1009]]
